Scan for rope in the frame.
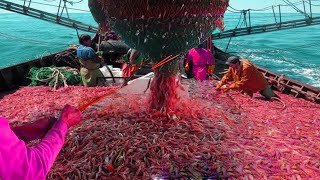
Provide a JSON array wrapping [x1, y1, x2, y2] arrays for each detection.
[[18, 0, 90, 12], [152, 54, 180, 70], [239, 94, 287, 110], [225, 11, 244, 52], [63, 0, 80, 38], [54, 0, 80, 38], [282, 0, 310, 18], [208, 73, 221, 81], [78, 87, 120, 112], [271, 97, 287, 110], [143, 77, 152, 94], [0, 32, 69, 46], [28, 66, 81, 90]]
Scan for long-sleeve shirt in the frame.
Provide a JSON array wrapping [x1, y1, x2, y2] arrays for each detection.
[[0, 117, 68, 180], [77, 45, 97, 61], [77, 45, 101, 69], [220, 59, 269, 94], [186, 47, 214, 81]]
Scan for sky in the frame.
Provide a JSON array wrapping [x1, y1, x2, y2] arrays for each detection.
[[1, 0, 320, 14]]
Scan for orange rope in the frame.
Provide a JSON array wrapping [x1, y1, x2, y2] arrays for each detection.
[[152, 54, 180, 70], [78, 88, 120, 112], [79, 54, 180, 111], [151, 55, 173, 70], [218, 110, 236, 128]]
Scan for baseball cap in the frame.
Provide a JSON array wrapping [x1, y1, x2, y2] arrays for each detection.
[[225, 56, 240, 65]]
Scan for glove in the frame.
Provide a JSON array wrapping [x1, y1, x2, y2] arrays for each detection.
[[215, 82, 223, 90], [96, 51, 103, 56], [221, 86, 230, 92], [59, 105, 81, 128], [131, 64, 138, 73], [207, 65, 215, 74], [185, 62, 189, 71]]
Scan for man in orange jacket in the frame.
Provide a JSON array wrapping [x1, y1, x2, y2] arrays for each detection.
[[215, 56, 277, 99]]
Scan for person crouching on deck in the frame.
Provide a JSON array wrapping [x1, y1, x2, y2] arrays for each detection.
[[0, 105, 81, 180], [215, 56, 278, 99], [77, 34, 105, 87], [184, 38, 215, 81]]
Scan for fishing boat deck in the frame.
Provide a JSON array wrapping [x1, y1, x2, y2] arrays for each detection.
[[1, 78, 319, 179]]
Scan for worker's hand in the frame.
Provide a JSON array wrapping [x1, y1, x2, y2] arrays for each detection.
[[131, 64, 138, 73], [185, 62, 189, 71], [215, 82, 223, 90], [96, 51, 103, 57], [207, 64, 215, 74], [59, 105, 81, 128], [221, 86, 230, 93], [127, 64, 138, 78]]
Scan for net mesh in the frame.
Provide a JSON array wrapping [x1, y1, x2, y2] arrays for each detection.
[[28, 66, 81, 89], [89, 0, 229, 65]]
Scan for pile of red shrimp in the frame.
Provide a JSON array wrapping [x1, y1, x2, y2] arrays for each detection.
[[0, 80, 319, 179], [149, 74, 181, 112], [0, 86, 119, 124]]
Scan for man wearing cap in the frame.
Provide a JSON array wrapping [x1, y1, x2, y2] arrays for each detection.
[[215, 56, 277, 99]]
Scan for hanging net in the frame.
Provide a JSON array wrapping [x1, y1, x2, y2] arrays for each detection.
[[88, 0, 229, 111], [89, 0, 229, 63]]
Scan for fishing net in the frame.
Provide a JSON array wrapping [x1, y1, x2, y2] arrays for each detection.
[[88, 0, 109, 25], [28, 66, 81, 89], [88, 0, 229, 111], [1, 82, 320, 179], [89, 0, 229, 63]]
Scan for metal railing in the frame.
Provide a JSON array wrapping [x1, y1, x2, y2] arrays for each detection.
[[0, 0, 98, 33]]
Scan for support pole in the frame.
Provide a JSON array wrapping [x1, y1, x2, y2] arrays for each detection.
[[309, 0, 312, 18], [279, 5, 282, 27], [56, 0, 62, 17], [272, 6, 277, 23], [248, 9, 251, 28], [303, 1, 307, 19], [243, 10, 248, 28]]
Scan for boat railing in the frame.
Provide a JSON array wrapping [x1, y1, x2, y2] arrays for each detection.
[[0, 49, 76, 91]]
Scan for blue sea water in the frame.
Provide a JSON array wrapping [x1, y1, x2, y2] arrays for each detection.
[[0, 13, 319, 87]]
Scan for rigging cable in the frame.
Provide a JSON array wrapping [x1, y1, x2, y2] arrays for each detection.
[[56, 0, 80, 38], [223, 0, 317, 51], [0, 31, 70, 46], [225, 10, 245, 52], [16, 0, 90, 12], [43, 0, 84, 4], [282, 0, 310, 17]]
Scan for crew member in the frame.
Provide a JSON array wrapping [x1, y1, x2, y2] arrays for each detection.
[[215, 56, 278, 99], [122, 48, 144, 86], [185, 38, 215, 81], [77, 34, 105, 87], [0, 105, 82, 179]]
